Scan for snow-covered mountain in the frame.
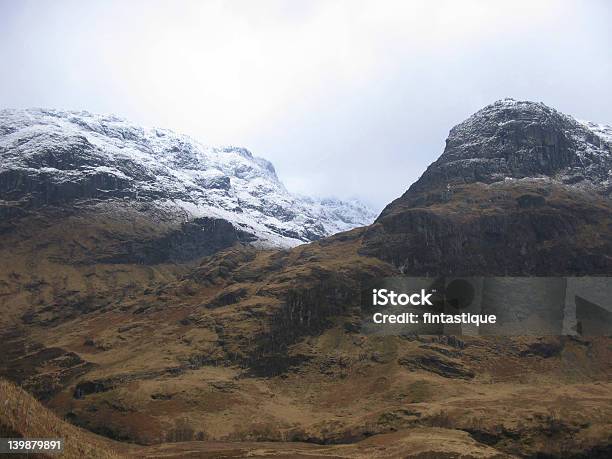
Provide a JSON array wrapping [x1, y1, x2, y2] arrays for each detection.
[[0, 108, 375, 247]]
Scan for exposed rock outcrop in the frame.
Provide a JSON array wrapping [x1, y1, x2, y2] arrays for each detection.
[[366, 100, 612, 275]]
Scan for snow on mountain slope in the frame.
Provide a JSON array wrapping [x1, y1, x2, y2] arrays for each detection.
[[0, 108, 376, 247]]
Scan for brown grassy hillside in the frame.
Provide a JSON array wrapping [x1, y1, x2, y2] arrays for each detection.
[[0, 378, 123, 458], [0, 183, 611, 457], [1, 216, 611, 457], [0, 378, 518, 458]]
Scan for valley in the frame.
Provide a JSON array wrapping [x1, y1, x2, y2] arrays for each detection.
[[1, 99, 611, 458]]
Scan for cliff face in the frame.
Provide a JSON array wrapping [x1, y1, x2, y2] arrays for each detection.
[[365, 99, 612, 276], [362, 180, 612, 275]]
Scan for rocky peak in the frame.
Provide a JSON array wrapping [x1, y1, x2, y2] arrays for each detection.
[[410, 98, 612, 194], [369, 99, 612, 276]]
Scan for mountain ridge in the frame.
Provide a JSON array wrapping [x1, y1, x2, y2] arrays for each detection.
[[0, 108, 376, 248]]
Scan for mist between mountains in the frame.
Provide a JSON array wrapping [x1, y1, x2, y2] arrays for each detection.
[[360, 277, 612, 336]]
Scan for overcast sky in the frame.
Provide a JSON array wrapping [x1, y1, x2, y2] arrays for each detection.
[[1, 0, 611, 210]]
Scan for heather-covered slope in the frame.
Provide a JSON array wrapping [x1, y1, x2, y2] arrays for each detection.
[[0, 375, 516, 458], [0, 378, 122, 458], [1, 232, 610, 457]]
